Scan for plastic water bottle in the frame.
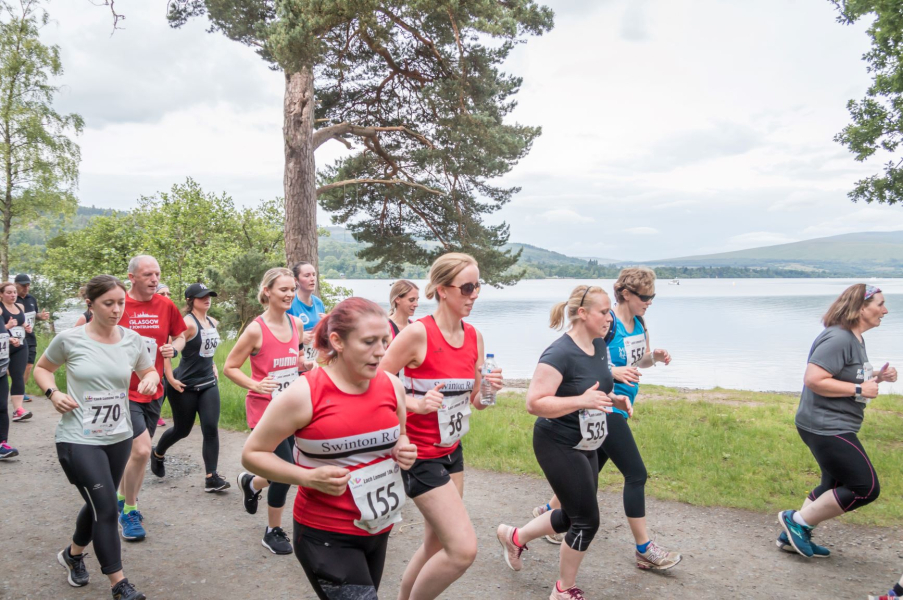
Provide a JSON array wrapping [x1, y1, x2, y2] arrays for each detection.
[[481, 354, 498, 406]]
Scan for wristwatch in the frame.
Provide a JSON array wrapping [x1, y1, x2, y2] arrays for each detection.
[[45, 387, 58, 399], [855, 384, 862, 395]]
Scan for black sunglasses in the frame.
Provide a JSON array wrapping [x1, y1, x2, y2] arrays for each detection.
[[626, 288, 655, 302], [448, 281, 482, 296]]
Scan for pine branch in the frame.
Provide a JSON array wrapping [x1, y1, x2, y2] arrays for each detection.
[[316, 178, 443, 196]]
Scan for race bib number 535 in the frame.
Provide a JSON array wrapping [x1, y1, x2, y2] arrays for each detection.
[[574, 408, 608, 451]]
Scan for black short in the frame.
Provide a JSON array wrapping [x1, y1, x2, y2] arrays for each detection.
[[130, 398, 162, 439], [293, 522, 389, 600], [401, 443, 464, 499], [26, 340, 36, 365]]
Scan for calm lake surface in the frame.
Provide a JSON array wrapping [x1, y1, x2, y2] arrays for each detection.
[[332, 278, 903, 394]]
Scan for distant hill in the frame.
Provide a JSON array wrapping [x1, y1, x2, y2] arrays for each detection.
[[644, 231, 903, 275]]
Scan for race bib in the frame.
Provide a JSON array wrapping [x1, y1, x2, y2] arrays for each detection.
[[856, 362, 875, 404], [0, 333, 8, 360], [9, 326, 25, 340], [436, 393, 471, 447], [82, 389, 129, 438], [349, 458, 405, 534], [268, 367, 299, 400], [141, 336, 158, 360], [302, 344, 318, 362], [24, 311, 36, 328], [200, 328, 220, 358], [623, 334, 646, 367], [574, 408, 608, 451]]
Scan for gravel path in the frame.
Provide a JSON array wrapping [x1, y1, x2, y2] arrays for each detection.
[[2, 398, 901, 599]]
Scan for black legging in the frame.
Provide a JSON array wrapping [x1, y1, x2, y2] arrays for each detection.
[[155, 383, 221, 474], [56, 438, 132, 574], [597, 412, 648, 519], [7, 341, 26, 395], [293, 522, 389, 600], [798, 427, 880, 512], [0, 370, 9, 443], [533, 423, 599, 552], [268, 436, 294, 508]]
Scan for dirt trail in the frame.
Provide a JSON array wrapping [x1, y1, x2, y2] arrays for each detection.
[[2, 399, 902, 600]]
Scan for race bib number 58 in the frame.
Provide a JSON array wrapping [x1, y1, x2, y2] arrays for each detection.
[[436, 393, 471, 447]]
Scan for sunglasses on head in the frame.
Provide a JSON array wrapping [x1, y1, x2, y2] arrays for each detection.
[[448, 281, 481, 296], [627, 288, 655, 302]]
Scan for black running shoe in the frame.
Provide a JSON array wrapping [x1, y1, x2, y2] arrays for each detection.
[[111, 578, 146, 600], [149, 447, 165, 478], [57, 547, 89, 587], [205, 472, 231, 493], [261, 526, 292, 555], [237, 471, 260, 514]]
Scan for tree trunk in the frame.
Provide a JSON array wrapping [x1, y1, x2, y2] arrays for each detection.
[[283, 68, 319, 278]]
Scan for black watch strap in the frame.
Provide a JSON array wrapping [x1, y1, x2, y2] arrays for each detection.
[[45, 387, 57, 399], [855, 384, 862, 395]]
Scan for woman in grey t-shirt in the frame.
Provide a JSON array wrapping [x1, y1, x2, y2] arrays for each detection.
[[777, 284, 897, 560], [33, 275, 157, 600]]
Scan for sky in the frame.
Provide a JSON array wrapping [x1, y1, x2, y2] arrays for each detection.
[[38, 0, 902, 262]]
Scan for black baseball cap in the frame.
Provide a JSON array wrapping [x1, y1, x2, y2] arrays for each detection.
[[185, 282, 217, 299], [14, 274, 30, 284]]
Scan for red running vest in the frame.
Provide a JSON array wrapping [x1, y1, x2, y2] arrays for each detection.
[[403, 316, 478, 460], [293, 368, 401, 536], [245, 314, 300, 429]]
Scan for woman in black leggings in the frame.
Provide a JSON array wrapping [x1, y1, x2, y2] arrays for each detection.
[[151, 283, 230, 492], [33, 275, 159, 600], [1, 282, 31, 422], [0, 319, 15, 459], [778, 283, 897, 559], [495, 285, 631, 600]]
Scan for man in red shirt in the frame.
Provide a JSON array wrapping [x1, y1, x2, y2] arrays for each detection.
[[117, 255, 187, 542]]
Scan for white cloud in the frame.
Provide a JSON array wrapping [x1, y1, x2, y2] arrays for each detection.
[[624, 226, 659, 235], [537, 209, 595, 224], [802, 208, 903, 237], [728, 231, 799, 249]]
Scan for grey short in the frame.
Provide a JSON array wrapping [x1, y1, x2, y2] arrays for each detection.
[[129, 398, 163, 439]]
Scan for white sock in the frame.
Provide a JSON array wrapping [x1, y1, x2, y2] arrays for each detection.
[[266, 526, 275, 534], [249, 480, 258, 494], [792, 511, 811, 528]]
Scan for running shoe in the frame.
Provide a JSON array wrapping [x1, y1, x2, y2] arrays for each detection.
[[532, 504, 564, 545], [57, 546, 89, 587], [111, 578, 146, 600], [496, 524, 527, 571], [205, 472, 231, 493], [118, 510, 146, 541], [237, 472, 261, 514], [117, 498, 124, 514], [11, 407, 31, 421], [261, 526, 292, 555], [149, 447, 165, 478], [157, 417, 165, 427], [778, 510, 813, 558], [869, 592, 900, 600], [776, 531, 830, 557], [23, 394, 31, 402], [636, 540, 682, 570], [0, 442, 18, 459], [549, 582, 587, 600]]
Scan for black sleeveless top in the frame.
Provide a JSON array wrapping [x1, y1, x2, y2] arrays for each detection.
[[83, 310, 93, 324], [174, 313, 219, 387], [1, 303, 26, 354]]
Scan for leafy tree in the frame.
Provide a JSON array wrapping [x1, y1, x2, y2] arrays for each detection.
[[206, 250, 280, 334], [166, 0, 552, 285], [0, 0, 83, 279], [28, 274, 66, 333], [831, 0, 903, 204]]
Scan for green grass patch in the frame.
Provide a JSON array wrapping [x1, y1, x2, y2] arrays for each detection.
[[28, 335, 903, 526]]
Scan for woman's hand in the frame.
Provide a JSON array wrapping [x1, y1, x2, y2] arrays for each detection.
[[167, 376, 185, 393], [877, 365, 897, 384], [861, 379, 880, 399], [5, 318, 14, 330], [49, 391, 79, 414], [299, 465, 351, 496], [652, 348, 671, 366], [610, 394, 633, 417], [254, 376, 278, 395], [483, 368, 504, 391], [612, 366, 640, 386], [137, 374, 158, 396], [10, 337, 20, 347], [415, 383, 444, 414], [24, 323, 32, 334], [302, 330, 315, 346], [580, 382, 614, 411], [392, 434, 418, 470]]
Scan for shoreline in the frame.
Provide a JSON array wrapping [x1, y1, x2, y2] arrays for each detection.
[[500, 378, 801, 396]]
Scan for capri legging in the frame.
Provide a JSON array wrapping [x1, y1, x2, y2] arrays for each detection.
[[155, 383, 221, 474], [7, 341, 27, 395], [798, 427, 880, 512], [293, 522, 389, 600], [0, 370, 9, 443], [269, 436, 294, 508], [56, 438, 132, 574], [533, 422, 599, 551], [596, 412, 648, 519]]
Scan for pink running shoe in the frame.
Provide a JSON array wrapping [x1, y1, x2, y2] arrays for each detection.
[[496, 524, 527, 571], [11, 407, 32, 421], [549, 582, 586, 600], [157, 417, 166, 427]]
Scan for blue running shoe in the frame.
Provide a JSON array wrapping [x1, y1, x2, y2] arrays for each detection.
[[0, 442, 19, 460], [778, 510, 813, 557], [776, 530, 830, 557], [117, 498, 125, 514], [118, 510, 146, 541]]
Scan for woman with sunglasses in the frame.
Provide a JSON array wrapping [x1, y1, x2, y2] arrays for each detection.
[[778, 284, 896, 558], [381, 253, 503, 600], [530, 268, 680, 571]]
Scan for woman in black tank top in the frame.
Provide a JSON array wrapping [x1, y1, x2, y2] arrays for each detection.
[[151, 283, 229, 493], [1, 282, 30, 422]]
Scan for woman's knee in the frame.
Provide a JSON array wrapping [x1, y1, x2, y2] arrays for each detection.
[[625, 463, 647, 488], [447, 532, 478, 571]]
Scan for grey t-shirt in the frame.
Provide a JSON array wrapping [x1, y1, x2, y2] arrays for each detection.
[[796, 326, 871, 435], [44, 326, 154, 445]]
